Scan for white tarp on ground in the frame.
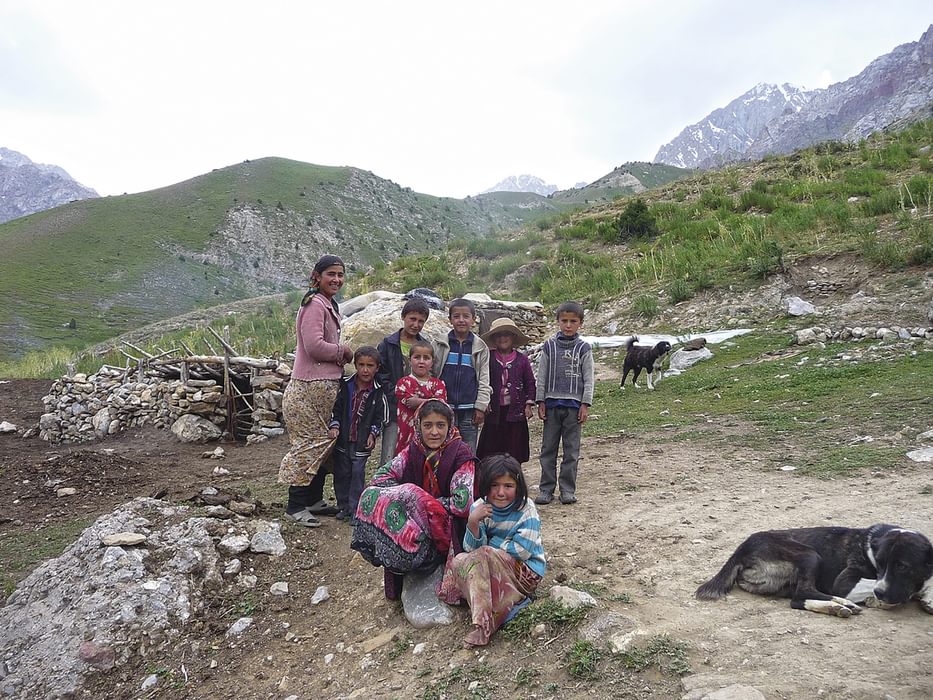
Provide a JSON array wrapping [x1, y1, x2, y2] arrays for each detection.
[[581, 329, 752, 349]]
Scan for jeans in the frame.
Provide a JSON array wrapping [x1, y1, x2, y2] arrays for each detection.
[[454, 408, 479, 454], [537, 406, 581, 498], [379, 420, 399, 467], [332, 448, 369, 517]]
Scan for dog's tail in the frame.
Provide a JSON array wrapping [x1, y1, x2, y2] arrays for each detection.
[[695, 553, 743, 600], [626, 336, 638, 351]]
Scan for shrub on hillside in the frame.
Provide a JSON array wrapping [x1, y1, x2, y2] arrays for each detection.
[[616, 199, 658, 241]]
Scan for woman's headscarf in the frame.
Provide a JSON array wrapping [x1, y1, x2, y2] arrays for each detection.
[[300, 254, 345, 307], [409, 400, 468, 496]]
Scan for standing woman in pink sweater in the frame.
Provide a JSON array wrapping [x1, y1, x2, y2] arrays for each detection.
[[278, 254, 354, 527]]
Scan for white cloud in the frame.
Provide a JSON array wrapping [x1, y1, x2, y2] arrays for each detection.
[[1, 0, 930, 197]]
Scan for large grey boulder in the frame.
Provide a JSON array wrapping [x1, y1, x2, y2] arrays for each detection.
[[341, 298, 452, 350], [171, 414, 222, 443], [783, 296, 816, 316], [669, 347, 714, 371], [339, 290, 402, 318]]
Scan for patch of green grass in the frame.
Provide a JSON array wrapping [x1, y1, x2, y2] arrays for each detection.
[[633, 294, 659, 319], [618, 635, 690, 676], [514, 666, 540, 688], [387, 633, 412, 660], [566, 639, 602, 680], [589, 331, 933, 477], [0, 517, 94, 596], [502, 597, 590, 639]]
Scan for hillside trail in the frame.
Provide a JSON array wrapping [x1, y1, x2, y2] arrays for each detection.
[[1, 380, 931, 699]]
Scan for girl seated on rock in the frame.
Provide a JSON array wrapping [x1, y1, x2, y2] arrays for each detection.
[[438, 453, 546, 647], [351, 399, 475, 600]]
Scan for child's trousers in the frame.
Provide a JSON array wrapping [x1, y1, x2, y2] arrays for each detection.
[[333, 448, 370, 517], [537, 406, 581, 498]]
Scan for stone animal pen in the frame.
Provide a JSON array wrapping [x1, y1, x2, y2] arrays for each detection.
[[38, 328, 290, 444]]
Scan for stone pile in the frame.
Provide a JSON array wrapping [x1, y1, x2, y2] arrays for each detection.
[[470, 296, 549, 345], [0, 498, 286, 699], [38, 363, 292, 445], [795, 324, 933, 345]]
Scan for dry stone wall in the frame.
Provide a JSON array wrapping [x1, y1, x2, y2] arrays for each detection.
[[39, 364, 292, 445]]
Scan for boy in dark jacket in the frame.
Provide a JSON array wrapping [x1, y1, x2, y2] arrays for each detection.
[[328, 346, 389, 522], [376, 298, 431, 465]]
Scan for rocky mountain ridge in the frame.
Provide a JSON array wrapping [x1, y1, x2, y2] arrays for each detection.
[[480, 174, 558, 196], [0, 147, 98, 224], [655, 25, 933, 169]]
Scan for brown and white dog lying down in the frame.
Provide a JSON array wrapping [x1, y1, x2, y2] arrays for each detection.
[[695, 524, 933, 617], [619, 337, 672, 390]]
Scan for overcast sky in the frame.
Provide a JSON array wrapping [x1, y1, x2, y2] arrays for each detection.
[[1, 1, 930, 198]]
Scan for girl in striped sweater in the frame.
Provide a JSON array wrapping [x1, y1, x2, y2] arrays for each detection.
[[438, 454, 546, 647]]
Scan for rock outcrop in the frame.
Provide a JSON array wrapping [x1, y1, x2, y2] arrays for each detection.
[[0, 498, 285, 699], [0, 147, 98, 224]]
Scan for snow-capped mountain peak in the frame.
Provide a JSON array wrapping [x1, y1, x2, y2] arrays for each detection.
[[480, 174, 558, 196]]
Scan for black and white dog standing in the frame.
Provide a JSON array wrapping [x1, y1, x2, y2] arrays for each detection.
[[619, 337, 672, 390], [695, 524, 933, 617]]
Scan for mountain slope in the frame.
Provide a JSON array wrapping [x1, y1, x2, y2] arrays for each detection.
[[746, 25, 933, 160], [480, 174, 558, 196], [0, 157, 561, 359], [0, 148, 98, 224], [655, 25, 933, 169], [654, 83, 812, 169], [551, 162, 690, 204]]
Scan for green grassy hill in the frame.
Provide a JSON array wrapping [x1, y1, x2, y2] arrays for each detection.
[[552, 162, 691, 205], [357, 123, 933, 309], [0, 158, 567, 360]]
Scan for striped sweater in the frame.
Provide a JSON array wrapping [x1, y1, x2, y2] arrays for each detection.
[[463, 498, 546, 577]]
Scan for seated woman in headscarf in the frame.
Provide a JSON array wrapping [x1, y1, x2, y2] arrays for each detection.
[[351, 399, 475, 600]]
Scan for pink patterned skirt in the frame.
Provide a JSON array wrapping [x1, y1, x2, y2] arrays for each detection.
[[438, 546, 541, 645]]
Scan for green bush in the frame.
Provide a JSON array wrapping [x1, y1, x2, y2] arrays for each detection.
[[859, 188, 901, 217], [616, 199, 659, 240], [738, 189, 778, 213], [668, 278, 693, 303], [633, 294, 659, 319]]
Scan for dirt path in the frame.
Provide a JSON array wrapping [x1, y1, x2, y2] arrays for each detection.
[[2, 380, 932, 699]]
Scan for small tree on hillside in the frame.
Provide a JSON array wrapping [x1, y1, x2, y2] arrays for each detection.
[[616, 198, 658, 241]]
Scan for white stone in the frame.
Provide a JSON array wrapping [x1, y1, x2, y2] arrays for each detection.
[[250, 522, 286, 556], [311, 585, 330, 605], [549, 585, 597, 609], [270, 582, 289, 596], [226, 616, 253, 637], [100, 532, 146, 547], [171, 414, 222, 443], [412, 642, 427, 655], [91, 408, 111, 437], [222, 559, 242, 577], [795, 328, 818, 345], [218, 534, 250, 555], [906, 447, 933, 463], [783, 296, 816, 316], [140, 673, 159, 690], [669, 347, 714, 371], [917, 429, 933, 442], [0, 421, 17, 433], [56, 487, 77, 497]]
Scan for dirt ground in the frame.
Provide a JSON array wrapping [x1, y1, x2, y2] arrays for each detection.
[[1, 378, 932, 700]]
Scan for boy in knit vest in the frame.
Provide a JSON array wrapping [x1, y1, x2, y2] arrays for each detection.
[[534, 301, 594, 505]]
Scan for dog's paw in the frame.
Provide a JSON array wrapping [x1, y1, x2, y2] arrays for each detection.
[[862, 595, 896, 610], [918, 598, 933, 614]]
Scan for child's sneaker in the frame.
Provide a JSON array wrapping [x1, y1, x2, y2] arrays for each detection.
[[534, 491, 553, 505]]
